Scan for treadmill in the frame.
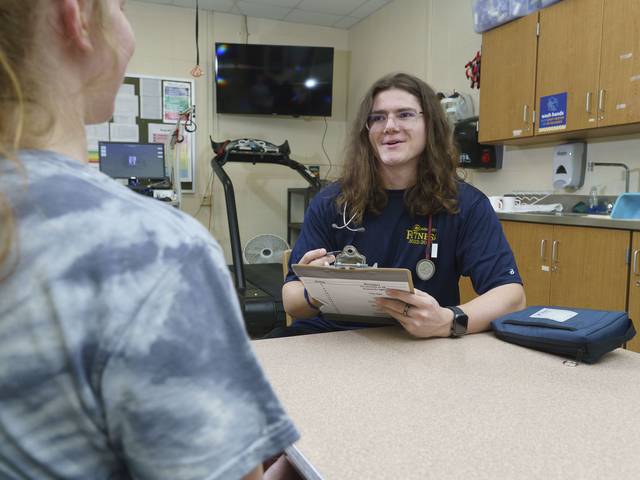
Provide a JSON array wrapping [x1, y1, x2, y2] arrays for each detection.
[[210, 138, 321, 338]]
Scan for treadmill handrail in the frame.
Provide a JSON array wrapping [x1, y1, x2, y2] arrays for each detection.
[[210, 138, 321, 293]]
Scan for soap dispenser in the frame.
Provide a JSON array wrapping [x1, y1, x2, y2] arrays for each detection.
[[552, 142, 586, 189]]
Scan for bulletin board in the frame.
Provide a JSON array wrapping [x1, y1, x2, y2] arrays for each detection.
[[86, 73, 196, 192]]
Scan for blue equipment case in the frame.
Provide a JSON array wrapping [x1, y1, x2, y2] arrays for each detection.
[[491, 306, 636, 363]]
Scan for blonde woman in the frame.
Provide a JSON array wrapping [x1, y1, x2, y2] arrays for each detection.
[[0, 1, 298, 478]]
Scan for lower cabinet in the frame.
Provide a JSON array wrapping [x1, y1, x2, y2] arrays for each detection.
[[503, 221, 629, 311], [626, 232, 640, 353], [458, 221, 638, 353]]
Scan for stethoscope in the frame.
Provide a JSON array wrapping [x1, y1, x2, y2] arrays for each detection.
[[332, 203, 436, 281], [415, 215, 436, 281], [331, 203, 365, 232]]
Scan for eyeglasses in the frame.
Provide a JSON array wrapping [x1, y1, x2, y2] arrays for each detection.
[[365, 110, 423, 132]]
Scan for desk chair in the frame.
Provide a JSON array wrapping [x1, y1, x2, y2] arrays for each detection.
[[282, 249, 293, 326]]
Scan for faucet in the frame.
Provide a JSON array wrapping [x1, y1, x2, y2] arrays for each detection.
[[587, 161, 630, 193]]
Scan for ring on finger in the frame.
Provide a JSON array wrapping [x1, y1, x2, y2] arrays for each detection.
[[402, 303, 411, 317]]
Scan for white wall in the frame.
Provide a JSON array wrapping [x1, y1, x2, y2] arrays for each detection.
[[124, 0, 640, 264], [349, 0, 640, 198], [348, 0, 430, 123], [125, 1, 349, 261]]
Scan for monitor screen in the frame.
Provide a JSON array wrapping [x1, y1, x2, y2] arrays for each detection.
[[99, 142, 165, 179], [215, 43, 334, 117]]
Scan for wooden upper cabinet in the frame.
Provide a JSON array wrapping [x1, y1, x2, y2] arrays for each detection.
[[535, 0, 604, 134], [598, 0, 640, 127], [478, 14, 538, 143]]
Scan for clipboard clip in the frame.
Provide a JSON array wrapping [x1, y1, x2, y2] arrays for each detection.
[[333, 245, 374, 269]]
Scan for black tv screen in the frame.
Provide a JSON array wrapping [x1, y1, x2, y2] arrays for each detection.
[[215, 43, 334, 117]]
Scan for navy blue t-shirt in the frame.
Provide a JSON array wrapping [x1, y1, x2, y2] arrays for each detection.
[[286, 182, 522, 331]]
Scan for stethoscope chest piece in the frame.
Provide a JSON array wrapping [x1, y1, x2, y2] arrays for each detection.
[[416, 258, 435, 281]]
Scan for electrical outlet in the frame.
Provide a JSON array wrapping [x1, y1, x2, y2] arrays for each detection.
[[201, 194, 212, 206]]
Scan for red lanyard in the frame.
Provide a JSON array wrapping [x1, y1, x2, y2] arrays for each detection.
[[425, 215, 433, 260]]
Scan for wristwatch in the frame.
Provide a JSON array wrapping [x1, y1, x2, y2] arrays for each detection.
[[446, 306, 468, 337]]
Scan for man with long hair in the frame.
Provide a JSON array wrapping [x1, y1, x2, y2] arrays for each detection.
[[275, 73, 525, 338]]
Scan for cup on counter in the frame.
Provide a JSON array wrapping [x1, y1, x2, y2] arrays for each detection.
[[489, 196, 503, 211], [501, 197, 521, 212]]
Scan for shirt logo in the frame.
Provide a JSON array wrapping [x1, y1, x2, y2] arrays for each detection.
[[405, 224, 437, 246]]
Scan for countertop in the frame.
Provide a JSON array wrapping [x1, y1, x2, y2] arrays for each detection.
[[253, 328, 640, 480], [497, 211, 640, 230]]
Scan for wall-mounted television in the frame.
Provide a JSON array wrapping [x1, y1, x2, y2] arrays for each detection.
[[214, 43, 334, 117]]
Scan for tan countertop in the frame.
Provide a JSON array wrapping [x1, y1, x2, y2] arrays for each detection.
[[497, 211, 640, 230], [253, 328, 640, 480]]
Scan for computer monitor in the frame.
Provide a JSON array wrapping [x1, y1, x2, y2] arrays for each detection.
[[99, 142, 166, 180]]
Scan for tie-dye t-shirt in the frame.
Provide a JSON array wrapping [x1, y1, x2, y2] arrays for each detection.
[[0, 150, 298, 479]]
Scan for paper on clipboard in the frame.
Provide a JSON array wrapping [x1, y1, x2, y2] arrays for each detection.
[[292, 264, 414, 318]]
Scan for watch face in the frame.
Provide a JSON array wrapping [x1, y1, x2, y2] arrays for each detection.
[[454, 315, 468, 335], [450, 307, 468, 337]]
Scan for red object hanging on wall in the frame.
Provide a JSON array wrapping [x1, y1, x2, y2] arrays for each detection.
[[465, 51, 481, 89]]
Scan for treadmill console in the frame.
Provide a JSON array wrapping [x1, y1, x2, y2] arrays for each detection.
[[212, 138, 291, 157]]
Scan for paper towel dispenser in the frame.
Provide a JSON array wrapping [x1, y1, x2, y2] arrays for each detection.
[[552, 142, 586, 189]]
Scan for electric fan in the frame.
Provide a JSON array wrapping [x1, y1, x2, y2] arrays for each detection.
[[243, 234, 290, 264]]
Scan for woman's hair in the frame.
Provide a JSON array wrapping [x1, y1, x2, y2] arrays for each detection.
[[0, 0, 107, 279], [338, 72, 461, 224]]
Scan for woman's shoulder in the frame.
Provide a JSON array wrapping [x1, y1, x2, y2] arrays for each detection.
[[17, 150, 223, 260]]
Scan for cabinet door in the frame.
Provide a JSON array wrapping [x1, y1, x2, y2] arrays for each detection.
[[597, 0, 640, 127], [478, 14, 538, 143], [549, 225, 629, 310], [501, 221, 553, 306], [626, 232, 640, 353], [536, 0, 604, 133]]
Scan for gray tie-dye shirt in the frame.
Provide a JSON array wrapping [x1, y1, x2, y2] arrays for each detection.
[[0, 150, 298, 479]]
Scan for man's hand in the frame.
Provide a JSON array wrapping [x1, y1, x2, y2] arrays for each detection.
[[375, 288, 452, 338]]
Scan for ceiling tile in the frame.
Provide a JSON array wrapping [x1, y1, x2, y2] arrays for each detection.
[[349, 0, 390, 19], [171, 0, 235, 9], [238, 0, 301, 7], [172, 0, 197, 7], [197, 0, 236, 9], [333, 16, 361, 29], [297, 0, 367, 16], [236, 1, 291, 20], [140, 0, 173, 5], [284, 9, 342, 27]]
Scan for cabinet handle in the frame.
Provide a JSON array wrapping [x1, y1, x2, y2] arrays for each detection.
[[551, 240, 559, 270], [523, 104, 529, 124], [540, 239, 547, 262], [598, 89, 606, 117], [585, 92, 592, 113], [633, 249, 639, 276]]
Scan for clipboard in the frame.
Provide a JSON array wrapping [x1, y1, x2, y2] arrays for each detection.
[[292, 263, 414, 321]]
